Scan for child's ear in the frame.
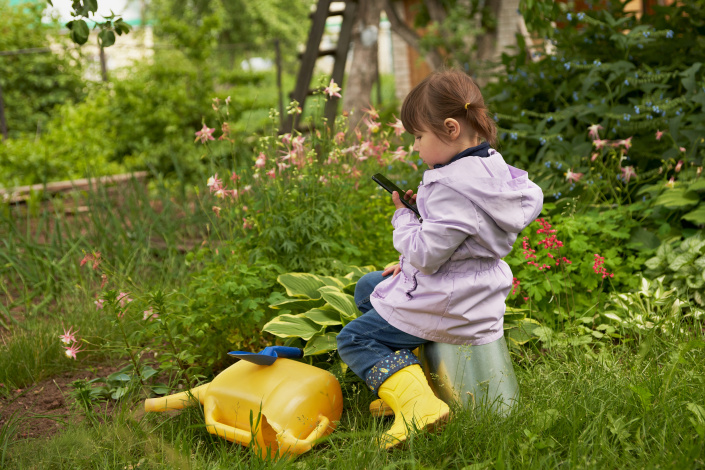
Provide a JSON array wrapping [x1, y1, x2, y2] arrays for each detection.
[[443, 118, 461, 140]]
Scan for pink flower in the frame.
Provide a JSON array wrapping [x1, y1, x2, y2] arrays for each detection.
[[680, 146, 686, 153], [143, 309, 158, 321], [621, 166, 637, 182], [616, 137, 633, 151], [334, 132, 345, 144], [212, 206, 221, 217], [675, 160, 684, 172], [64, 342, 83, 360], [565, 169, 583, 183], [363, 117, 380, 134], [388, 117, 405, 137], [277, 162, 290, 172], [230, 171, 240, 183], [656, 130, 664, 140], [665, 177, 676, 188], [591, 152, 600, 162], [243, 218, 253, 230], [95, 299, 105, 310], [362, 106, 379, 120], [215, 189, 226, 199], [266, 168, 276, 179], [80, 252, 102, 270], [323, 79, 342, 98], [194, 124, 215, 144], [207, 174, 223, 192], [587, 124, 603, 140], [593, 139, 609, 149], [391, 146, 408, 161], [59, 326, 79, 344], [281, 133, 292, 145], [592, 253, 613, 279], [255, 153, 266, 168], [218, 122, 231, 141], [117, 292, 133, 308]]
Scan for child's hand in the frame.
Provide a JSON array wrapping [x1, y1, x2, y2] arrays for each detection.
[[392, 190, 417, 210], [382, 264, 401, 277]]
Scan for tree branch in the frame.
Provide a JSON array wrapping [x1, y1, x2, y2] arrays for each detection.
[[383, 0, 443, 70]]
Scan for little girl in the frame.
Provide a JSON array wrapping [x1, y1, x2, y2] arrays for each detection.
[[336, 69, 543, 449]]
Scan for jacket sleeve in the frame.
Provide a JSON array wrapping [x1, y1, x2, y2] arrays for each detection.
[[392, 184, 478, 275]]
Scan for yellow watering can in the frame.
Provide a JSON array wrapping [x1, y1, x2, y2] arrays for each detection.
[[144, 347, 343, 458]]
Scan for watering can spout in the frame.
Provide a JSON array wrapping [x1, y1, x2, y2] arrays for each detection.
[[144, 383, 209, 412]]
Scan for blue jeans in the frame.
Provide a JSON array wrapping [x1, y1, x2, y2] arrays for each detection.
[[337, 271, 427, 391]]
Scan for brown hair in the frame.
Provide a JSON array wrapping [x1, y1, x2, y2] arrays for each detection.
[[400, 69, 497, 147]]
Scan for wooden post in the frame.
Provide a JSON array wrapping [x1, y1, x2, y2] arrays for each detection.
[[274, 38, 284, 129], [0, 79, 7, 140], [99, 46, 108, 82]]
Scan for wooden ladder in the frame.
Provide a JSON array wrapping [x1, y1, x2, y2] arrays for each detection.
[[280, 0, 357, 134]]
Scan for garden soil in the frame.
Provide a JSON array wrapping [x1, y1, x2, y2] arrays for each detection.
[[0, 365, 119, 441]]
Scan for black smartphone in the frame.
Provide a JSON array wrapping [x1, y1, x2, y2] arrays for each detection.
[[371, 173, 421, 217]]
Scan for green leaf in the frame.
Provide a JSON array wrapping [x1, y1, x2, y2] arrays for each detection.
[[262, 314, 322, 340], [140, 366, 158, 380], [629, 227, 661, 251], [269, 297, 325, 311], [304, 332, 338, 356], [688, 180, 705, 192], [669, 252, 697, 272], [98, 29, 116, 48], [276, 273, 326, 299], [655, 188, 699, 209], [683, 205, 705, 225], [506, 318, 541, 345], [303, 305, 343, 326], [108, 372, 131, 382], [68, 19, 90, 45], [687, 402, 705, 425], [318, 286, 358, 321]]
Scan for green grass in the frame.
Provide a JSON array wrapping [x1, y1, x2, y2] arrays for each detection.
[[2, 175, 704, 469], [3, 329, 704, 469]]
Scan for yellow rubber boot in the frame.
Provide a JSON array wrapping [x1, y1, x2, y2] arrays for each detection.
[[376, 364, 450, 449]]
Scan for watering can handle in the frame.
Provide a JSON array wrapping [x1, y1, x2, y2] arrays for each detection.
[[277, 415, 332, 455], [262, 346, 303, 359]]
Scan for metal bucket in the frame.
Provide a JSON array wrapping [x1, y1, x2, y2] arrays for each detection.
[[418, 336, 519, 415]]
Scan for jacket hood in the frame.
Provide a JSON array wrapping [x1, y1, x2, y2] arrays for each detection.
[[422, 150, 543, 233]]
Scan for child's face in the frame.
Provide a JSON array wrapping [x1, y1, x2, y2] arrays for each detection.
[[412, 129, 459, 168]]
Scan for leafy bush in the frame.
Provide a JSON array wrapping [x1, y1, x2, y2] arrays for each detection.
[[485, 1, 705, 228], [0, 1, 84, 138], [645, 231, 705, 306], [506, 204, 652, 327]]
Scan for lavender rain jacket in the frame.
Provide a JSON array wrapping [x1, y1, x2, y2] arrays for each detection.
[[370, 149, 543, 345]]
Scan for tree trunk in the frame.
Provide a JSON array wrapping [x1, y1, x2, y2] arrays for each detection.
[[383, 0, 443, 71], [342, 0, 383, 129]]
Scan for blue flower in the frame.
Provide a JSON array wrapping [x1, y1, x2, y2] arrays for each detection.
[[401, 180, 407, 185], [540, 72, 545, 79], [573, 91, 579, 101], [556, 163, 562, 169], [547, 116, 553, 122], [593, 60, 602, 66], [634, 106, 640, 114], [494, 114, 499, 121], [570, 184, 575, 191], [646, 114, 653, 120], [387, 165, 393, 170], [564, 62, 571, 70], [510, 132, 518, 140], [417, 159, 423, 165], [624, 79, 629, 85], [521, 110, 525, 116], [554, 192, 562, 199], [567, 13, 572, 21], [545, 162, 551, 168], [557, 135, 563, 141], [666, 30, 674, 38], [643, 31, 650, 38], [637, 43, 644, 49], [540, 138, 546, 145], [624, 114, 630, 121], [578, 12, 585, 20]]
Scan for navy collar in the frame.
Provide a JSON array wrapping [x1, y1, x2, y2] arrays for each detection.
[[433, 142, 491, 169]]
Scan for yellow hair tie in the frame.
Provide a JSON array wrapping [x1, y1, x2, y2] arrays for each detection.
[[464, 102, 470, 110]]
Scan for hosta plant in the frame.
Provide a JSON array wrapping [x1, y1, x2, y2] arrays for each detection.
[[644, 231, 705, 306], [262, 268, 542, 357]]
